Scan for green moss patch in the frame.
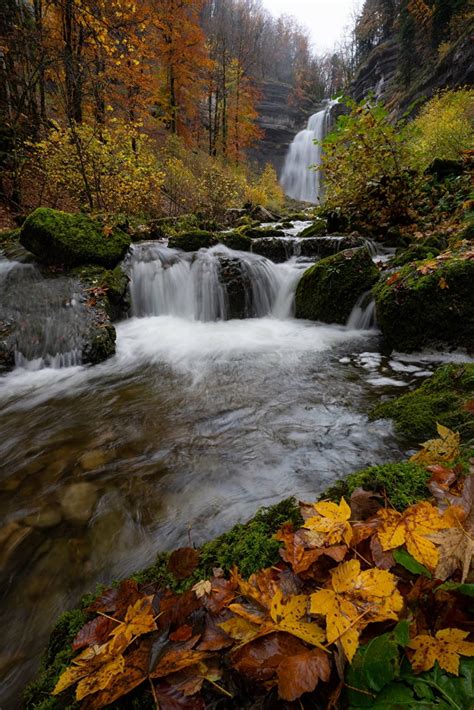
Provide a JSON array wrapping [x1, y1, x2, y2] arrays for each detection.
[[373, 251, 474, 351], [20, 208, 130, 268], [295, 247, 379, 324], [323, 462, 430, 511], [371, 363, 474, 442]]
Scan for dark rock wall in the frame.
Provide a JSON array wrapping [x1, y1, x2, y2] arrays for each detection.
[[247, 80, 319, 176]]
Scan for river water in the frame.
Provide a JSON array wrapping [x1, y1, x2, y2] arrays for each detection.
[[0, 233, 457, 704]]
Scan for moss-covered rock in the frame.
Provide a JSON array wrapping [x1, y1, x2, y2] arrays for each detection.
[[168, 230, 217, 252], [371, 363, 474, 442], [218, 231, 252, 252], [20, 208, 130, 268], [251, 237, 290, 263], [240, 225, 285, 239], [299, 220, 327, 238], [295, 247, 379, 324], [373, 251, 474, 351], [323, 462, 431, 511]]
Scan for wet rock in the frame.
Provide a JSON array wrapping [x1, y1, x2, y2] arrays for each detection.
[[251, 238, 290, 263], [0, 522, 43, 577], [217, 256, 252, 319], [24, 507, 62, 529], [20, 208, 130, 268], [295, 247, 379, 324], [59, 482, 99, 525], [79, 448, 114, 472]]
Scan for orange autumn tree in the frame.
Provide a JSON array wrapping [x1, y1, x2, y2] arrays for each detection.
[[151, 0, 210, 139]]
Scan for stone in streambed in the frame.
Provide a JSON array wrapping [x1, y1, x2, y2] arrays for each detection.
[[295, 247, 379, 324], [59, 482, 98, 525]]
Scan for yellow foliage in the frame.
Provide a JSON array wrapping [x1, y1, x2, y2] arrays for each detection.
[[407, 88, 474, 171], [408, 628, 474, 675]]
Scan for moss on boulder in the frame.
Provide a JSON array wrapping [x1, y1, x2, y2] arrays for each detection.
[[20, 208, 130, 268], [168, 229, 217, 252], [323, 462, 431, 511], [218, 231, 252, 252], [373, 251, 474, 351], [295, 247, 379, 324], [371, 363, 474, 442], [299, 220, 327, 238]]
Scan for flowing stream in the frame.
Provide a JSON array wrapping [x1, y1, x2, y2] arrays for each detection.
[[0, 230, 452, 704]]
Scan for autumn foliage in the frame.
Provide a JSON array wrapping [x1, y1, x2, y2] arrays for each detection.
[[49, 425, 474, 708]]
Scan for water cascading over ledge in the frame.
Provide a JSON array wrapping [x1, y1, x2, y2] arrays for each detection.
[[280, 100, 338, 203], [126, 243, 302, 322]]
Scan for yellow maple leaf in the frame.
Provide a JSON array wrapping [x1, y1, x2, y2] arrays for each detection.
[[377, 501, 450, 570], [269, 588, 326, 648], [303, 498, 353, 546], [310, 560, 402, 662], [110, 595, 156, 643], [408, 628, 474, 675], [410, 423, 460, 466]]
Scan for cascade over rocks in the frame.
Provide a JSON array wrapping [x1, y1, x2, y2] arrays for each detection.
[[374, 251, 474, 352], [20, 208, 130, 267], [295, 247, 379, 324]]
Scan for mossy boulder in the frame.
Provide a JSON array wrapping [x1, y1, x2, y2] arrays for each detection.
[[218, 231, 252, 252], [20, 208, 130, 268], [295, 247, 379, 324], [323, 462, 430, 511], [373, 251, 474, 351], [251, 237, 290, 263], [168, 229, 217, 252], [299, 220, 327, 238], [371, 363, 474, 442]]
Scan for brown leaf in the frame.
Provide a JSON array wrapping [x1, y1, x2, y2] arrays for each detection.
[[168, 548, 200, 581], [72, 616, 117, 651], [370, 535, 395, 570], [350, 487, 383, 520], [277, 647, 331, 701], [232, 631, 307, 683]]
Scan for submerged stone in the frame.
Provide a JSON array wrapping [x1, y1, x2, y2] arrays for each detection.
[[295, 247, 379, 324], [20, 208, 130, 267]]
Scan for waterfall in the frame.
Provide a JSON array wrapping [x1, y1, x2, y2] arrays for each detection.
[[280, 100, 337, 203], [127, 243, 302, 321], [346, 292, 377, 331]]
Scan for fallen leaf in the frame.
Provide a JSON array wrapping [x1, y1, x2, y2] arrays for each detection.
[[277, 647, 331, 701], [191, 580, 212, 599], [377, 501, 450, 570], [303, 498, 353, 546], [310, 559, 403, 661], [408, 628, 474, 675], [429, 526, 474, 582], [410, 423, 460, 466], [168, 548, 200, 581]]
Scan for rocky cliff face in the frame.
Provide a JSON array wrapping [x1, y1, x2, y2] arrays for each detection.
[[350, 30, 474, 116], [247, 80, 317, 176]]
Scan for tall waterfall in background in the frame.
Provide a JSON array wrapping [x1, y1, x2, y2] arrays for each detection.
[[280, 100, 337, 203]]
